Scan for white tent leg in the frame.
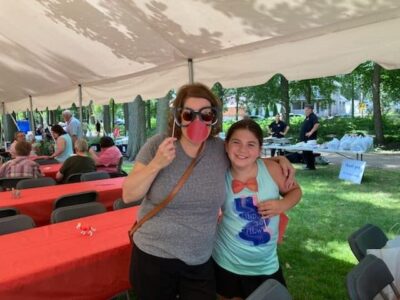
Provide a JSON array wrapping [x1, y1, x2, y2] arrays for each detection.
[[188, 58, 194, 84]]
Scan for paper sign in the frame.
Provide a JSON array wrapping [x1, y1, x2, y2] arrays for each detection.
[[339, 159, 366, 184]]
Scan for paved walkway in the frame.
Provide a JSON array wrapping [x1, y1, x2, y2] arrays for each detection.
[[321, 152, 400, 169]]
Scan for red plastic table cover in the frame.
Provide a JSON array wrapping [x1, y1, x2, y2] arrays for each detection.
[[0, 177, 124, 225], [39, 163, 62, 179], [0, 206, 138, 300]]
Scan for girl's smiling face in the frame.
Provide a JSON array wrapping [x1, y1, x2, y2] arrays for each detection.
[[225, 128, 261, 169]]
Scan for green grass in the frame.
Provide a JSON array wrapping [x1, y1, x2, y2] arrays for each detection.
[[280, 164, 400, 299], [120, 161, 400, 299]]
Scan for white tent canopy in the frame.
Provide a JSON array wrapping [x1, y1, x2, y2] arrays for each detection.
[[1, 0, 400, 113]]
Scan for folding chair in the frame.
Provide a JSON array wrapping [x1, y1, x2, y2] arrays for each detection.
[[348, 224, 388, 261], [0, 207, 19, 218], [0, 177, 32, 191], [53, 190, 98, 209], [65, 173, 83, 183], [80, 171, 110, 182], [34, 158, 59, 165], [0, 214, 36, 235], [16, 177, 56, 189], [246, 279, 292, 300], [346, 254, 400, 300], [51, 202, 106, 223]]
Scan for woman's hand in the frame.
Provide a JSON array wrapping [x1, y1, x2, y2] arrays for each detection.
[[151, 137, 177, 170], [274, 156, 296, 189], [257, 200, 286, 219]]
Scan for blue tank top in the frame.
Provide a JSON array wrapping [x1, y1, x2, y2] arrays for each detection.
[[55, 134, 73, 162], [213, 159, 281, 275]]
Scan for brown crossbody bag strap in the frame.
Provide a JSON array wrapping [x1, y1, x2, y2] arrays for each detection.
[[128, 142, 204, 243]]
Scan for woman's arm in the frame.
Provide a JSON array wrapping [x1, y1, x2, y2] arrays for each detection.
[[257, 159, 302, 218], [50, 137, 66, 158], [266, 155, 295, 188], [122, 137, 176, 203], [89, 148, 100, 165]]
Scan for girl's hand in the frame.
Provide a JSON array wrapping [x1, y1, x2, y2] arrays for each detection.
[[151, 137, 177, 170], [257, 200, 286, 219]]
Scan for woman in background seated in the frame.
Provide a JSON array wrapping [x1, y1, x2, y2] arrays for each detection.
[[56, 139, 96, 183], [49, 125, 73, 162], [89, 136, 122, 173]]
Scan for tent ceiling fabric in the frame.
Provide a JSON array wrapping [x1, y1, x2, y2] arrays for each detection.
[[1, 0, 400, 113]]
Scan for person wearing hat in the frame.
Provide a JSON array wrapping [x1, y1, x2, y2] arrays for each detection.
[[299, 104, 319, 170]]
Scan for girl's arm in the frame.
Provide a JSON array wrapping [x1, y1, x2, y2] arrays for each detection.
[[266, 155, 296, 188]]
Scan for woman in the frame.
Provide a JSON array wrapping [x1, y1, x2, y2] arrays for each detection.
[[56, 138, 96, 183], [122, 83, 295, 300], [213, 119, 302, 299], [49, 124, 73, 162], [89, 136, 122, 173]]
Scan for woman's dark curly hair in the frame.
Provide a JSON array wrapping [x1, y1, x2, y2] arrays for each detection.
[[100, 136, 115, 148]]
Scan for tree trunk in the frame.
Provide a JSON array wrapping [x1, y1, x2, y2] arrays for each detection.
[[351, 76, 355, 118], [372, 63, 384, 145], [123, 103, 129, 136], [3, 114, 18, 142], [111, 100, 115, 130], [126, 96, 146, 161], [280, 75, 290, 125], [235, 93, 239, 121], [305, 80, 312, 104], [156, 96, 169, 135], [146, 101, 152, 130], [103, 105, 111, 135]]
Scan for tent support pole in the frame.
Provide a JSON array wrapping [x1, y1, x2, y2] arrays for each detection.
[[78, 84, 83, 122], [29, 95, 35, 132], [0, 102, 4, 145], [188, 58, 194, 84]]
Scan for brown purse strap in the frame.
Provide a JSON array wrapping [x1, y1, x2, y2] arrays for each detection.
[[129, 142, 204, 240]]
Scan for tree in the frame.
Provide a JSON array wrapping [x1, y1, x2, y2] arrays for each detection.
[[156, 96, 170, 135], [280, 75, 290, 124], [372, 63, 384, 145], [126, 96, 146, 161], [103, 105, 111, 135]]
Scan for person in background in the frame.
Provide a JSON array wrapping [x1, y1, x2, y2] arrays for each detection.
[[300, 104, 319, 170], [122, 83, 295, 300], [8, 131, 26, 158], [268, 113, 289, 157], [212, 119, 302, 299], [0, 141, 43, 178], [56, 138, 96, 183], [89, 136, 122, 173], [48, 124, 73, 163], [96, 120, 101, 136], [62, 110, 82, 145]]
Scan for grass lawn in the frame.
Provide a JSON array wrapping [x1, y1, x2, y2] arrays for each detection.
[[281, 164, 400, 299], [121, 161, 400, 299]]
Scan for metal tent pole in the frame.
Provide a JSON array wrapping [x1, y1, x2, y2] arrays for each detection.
[[188, 58, 194, 84], [29, 95, 35, 132]]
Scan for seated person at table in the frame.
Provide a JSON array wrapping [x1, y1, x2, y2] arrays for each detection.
[[89, 136, 122, 173], [0, 141, 43, 178], [56, 139, 96, 183], [8, 131, 26, 158], [48, 125, 73, 163]]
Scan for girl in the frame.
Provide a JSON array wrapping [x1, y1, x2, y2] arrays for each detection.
[[213, 119, 302, 299]]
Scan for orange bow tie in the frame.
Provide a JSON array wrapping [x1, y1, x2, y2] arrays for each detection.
[[232, 178, 258, 194]]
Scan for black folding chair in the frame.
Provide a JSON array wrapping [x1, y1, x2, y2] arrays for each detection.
[[53, 190, 98, 210], [346, 254, 400, 300], [80, 171, 110, 182], [246, 279, 292, 300], [0, 215, 36, 235], [51, 202, 106, 223], [16, 177, 56, 189]]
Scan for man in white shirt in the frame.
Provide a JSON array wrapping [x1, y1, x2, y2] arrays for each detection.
[[62, 110, 82, 145]]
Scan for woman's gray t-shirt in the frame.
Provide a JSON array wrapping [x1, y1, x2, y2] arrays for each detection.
[[133, 134, 229, 265]]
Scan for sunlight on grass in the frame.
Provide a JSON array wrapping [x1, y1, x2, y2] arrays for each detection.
[[303, 239, 356, 262]]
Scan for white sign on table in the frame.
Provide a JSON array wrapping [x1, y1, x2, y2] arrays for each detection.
[[339, 159, 366, 184]]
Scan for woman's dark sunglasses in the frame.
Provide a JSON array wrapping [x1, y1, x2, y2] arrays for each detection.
[[179, 107, 218, 125]]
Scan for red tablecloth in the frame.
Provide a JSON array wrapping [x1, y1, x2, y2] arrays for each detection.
[[39, 163, 62, 179], [0, 177, 124, 225], [0, 207, 138, 300]]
